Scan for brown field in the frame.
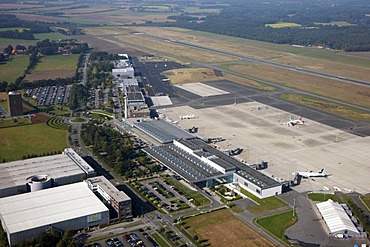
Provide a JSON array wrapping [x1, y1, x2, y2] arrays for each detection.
[[23, 71, 75, 82], [0, 3, 38, 9], [184, 209, 275, 247], [223, 63, 370, 109], [164, 68, 219, 84], [30, 113, 51, 124]]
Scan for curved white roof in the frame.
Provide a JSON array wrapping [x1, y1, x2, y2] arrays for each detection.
[[316, 199, 359, 235]]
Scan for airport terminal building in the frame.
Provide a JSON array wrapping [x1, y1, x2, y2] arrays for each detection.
[[0, 182, 109, 246], [0, 148, 96, 198], [145, 138, 282, 198]]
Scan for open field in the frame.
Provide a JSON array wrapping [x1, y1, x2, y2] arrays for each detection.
[[184, 6, 222, 13], [222, 63, 370, 109], [164, 68, 219, 84], [281, 94, 370, 120], [239, 188, 287, 214], [0, 27, 29, 32], [0, 55, 29, 83], [162, 97, 370, 194], [0, 123, 67, 162], [265, 22, 301, 28], [256, 209, 297, 245], [0, 117, 30, 128], [315, 21, 356, 27], [307, 193, 342, 203], [360, 194, 370, 211], [24, 54, 78, 81], [183, 209, 275, 247]]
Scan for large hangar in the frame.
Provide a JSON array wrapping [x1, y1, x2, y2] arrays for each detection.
[[0, 182, 109, 246], [0, 148, 96, 198]]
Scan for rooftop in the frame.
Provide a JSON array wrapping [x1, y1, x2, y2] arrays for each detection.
[[0, 182, 108, 234], [87, 176, 130, 202], [135, 120, 195, 144], [0, 148, 94, 192]]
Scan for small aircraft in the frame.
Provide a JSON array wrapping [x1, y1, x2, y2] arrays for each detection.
[[293, 168, 328, 178], [287, 115, 304, 127], [179, 114, 195, 120]]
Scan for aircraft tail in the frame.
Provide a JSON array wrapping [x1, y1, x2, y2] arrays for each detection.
[[319, 168, 324, 173], [299, 116, 303, 120]]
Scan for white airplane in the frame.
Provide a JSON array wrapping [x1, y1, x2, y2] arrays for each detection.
[[179, 114, 195, 120], [292, 168, 328, 178], [287, 115, 304, 126]]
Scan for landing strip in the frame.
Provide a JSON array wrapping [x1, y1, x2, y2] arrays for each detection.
[[159, 82, 370, 195]]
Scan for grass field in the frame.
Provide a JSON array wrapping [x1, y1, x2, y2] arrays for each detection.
[[239, 188, 288, 214], [164, 68, 220, 84], [71, 117, 86, 123], [307, 193, 342, 203], [222, 63, 370, 109], [315, 21, 356, 27], [0, 123, 67, 162], [182, 209, 275, 247], [281, 94, 370, 120], [0, 118, 31, 128], [0, 55, 29, 83], [360, 194, 370, 212], [35, 54, 79, 71], [265, 22, 301, 28], [255, 209, 297, 245], [0, 27, 29, 32], [151, 233, 170, 247]]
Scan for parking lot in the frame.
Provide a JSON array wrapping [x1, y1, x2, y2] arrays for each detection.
[[86, 230, 159, 247], [26, 85, 72, 106]]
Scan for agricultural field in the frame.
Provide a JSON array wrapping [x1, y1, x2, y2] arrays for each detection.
[[255, 209, 297, 245], [315, 21, 356, 27], [182, 209, 275, 247], [265, 22, 301, 28], [24, 54, 79, 81], [0, 54, 29, 83], [0, 122, 67, 162]]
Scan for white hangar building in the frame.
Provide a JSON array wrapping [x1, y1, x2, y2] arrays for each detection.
[[316, 199, 360, 237], [0, 182, 109, 246], [0, 148, 96, 198]]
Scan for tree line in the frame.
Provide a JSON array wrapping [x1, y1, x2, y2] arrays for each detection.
[[148, 0, 370, 51]]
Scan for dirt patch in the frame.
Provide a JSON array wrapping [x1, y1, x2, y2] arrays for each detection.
[[23, 71, 75, 81], [185, 209, 275, 247], [30, 113, 51, 124]]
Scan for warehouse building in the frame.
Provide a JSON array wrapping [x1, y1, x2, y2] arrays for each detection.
[[0, 182, 109, 246], [0, 148, 96, 198], [144, 138, 281, 198], [86, 176, 132, 220], [316, 199, 360, 237]]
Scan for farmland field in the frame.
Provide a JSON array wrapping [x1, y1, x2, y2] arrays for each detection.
[[0, 123, 67, 162], [265, 22, 301, 28], [183, 209, 275, 247], [0, 55, 29, 83], [24, 54, 79, 81]]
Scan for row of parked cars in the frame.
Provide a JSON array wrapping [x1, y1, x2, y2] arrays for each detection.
[[148, 181, 175, 198]]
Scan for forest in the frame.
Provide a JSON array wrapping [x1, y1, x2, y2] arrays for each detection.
[[155, 0, 370, 51]]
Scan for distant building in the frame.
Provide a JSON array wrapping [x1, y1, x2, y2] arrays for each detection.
[[0, 182, 109, 246], [0, 148, 96, 198], [7, 91, 23, 117], [86, 176, 132, 220]]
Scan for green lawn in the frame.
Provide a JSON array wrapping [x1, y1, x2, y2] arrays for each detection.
[[0, 123, 67, 162], [0, 118, 31, 128], [360, 194, 370, 212], [307, 193, 342, 203], [70, 117, 86, 123], [151, 233, 170, 247], [34, 33, 67, 41], [0, 55, 29, 83], [34, 54, 79, 71], [239, 187, 287, 213], [255, 209, 297, 245]]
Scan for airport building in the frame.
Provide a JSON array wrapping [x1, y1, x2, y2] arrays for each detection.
[[0, 182, 109, 246], [144, 138, 282, 198], [0, 148, 96, 198], [316, 199, 361, 238], [7, 91, 23, 117], [86, 176, 132, 220]]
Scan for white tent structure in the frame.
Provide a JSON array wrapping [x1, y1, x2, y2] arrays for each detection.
[[316, 199, 360, 237]]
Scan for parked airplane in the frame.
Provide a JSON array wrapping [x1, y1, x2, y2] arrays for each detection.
[[293, 168, 328, 178], [287, 115, 304, 126], [179, 114, 195, 120]]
